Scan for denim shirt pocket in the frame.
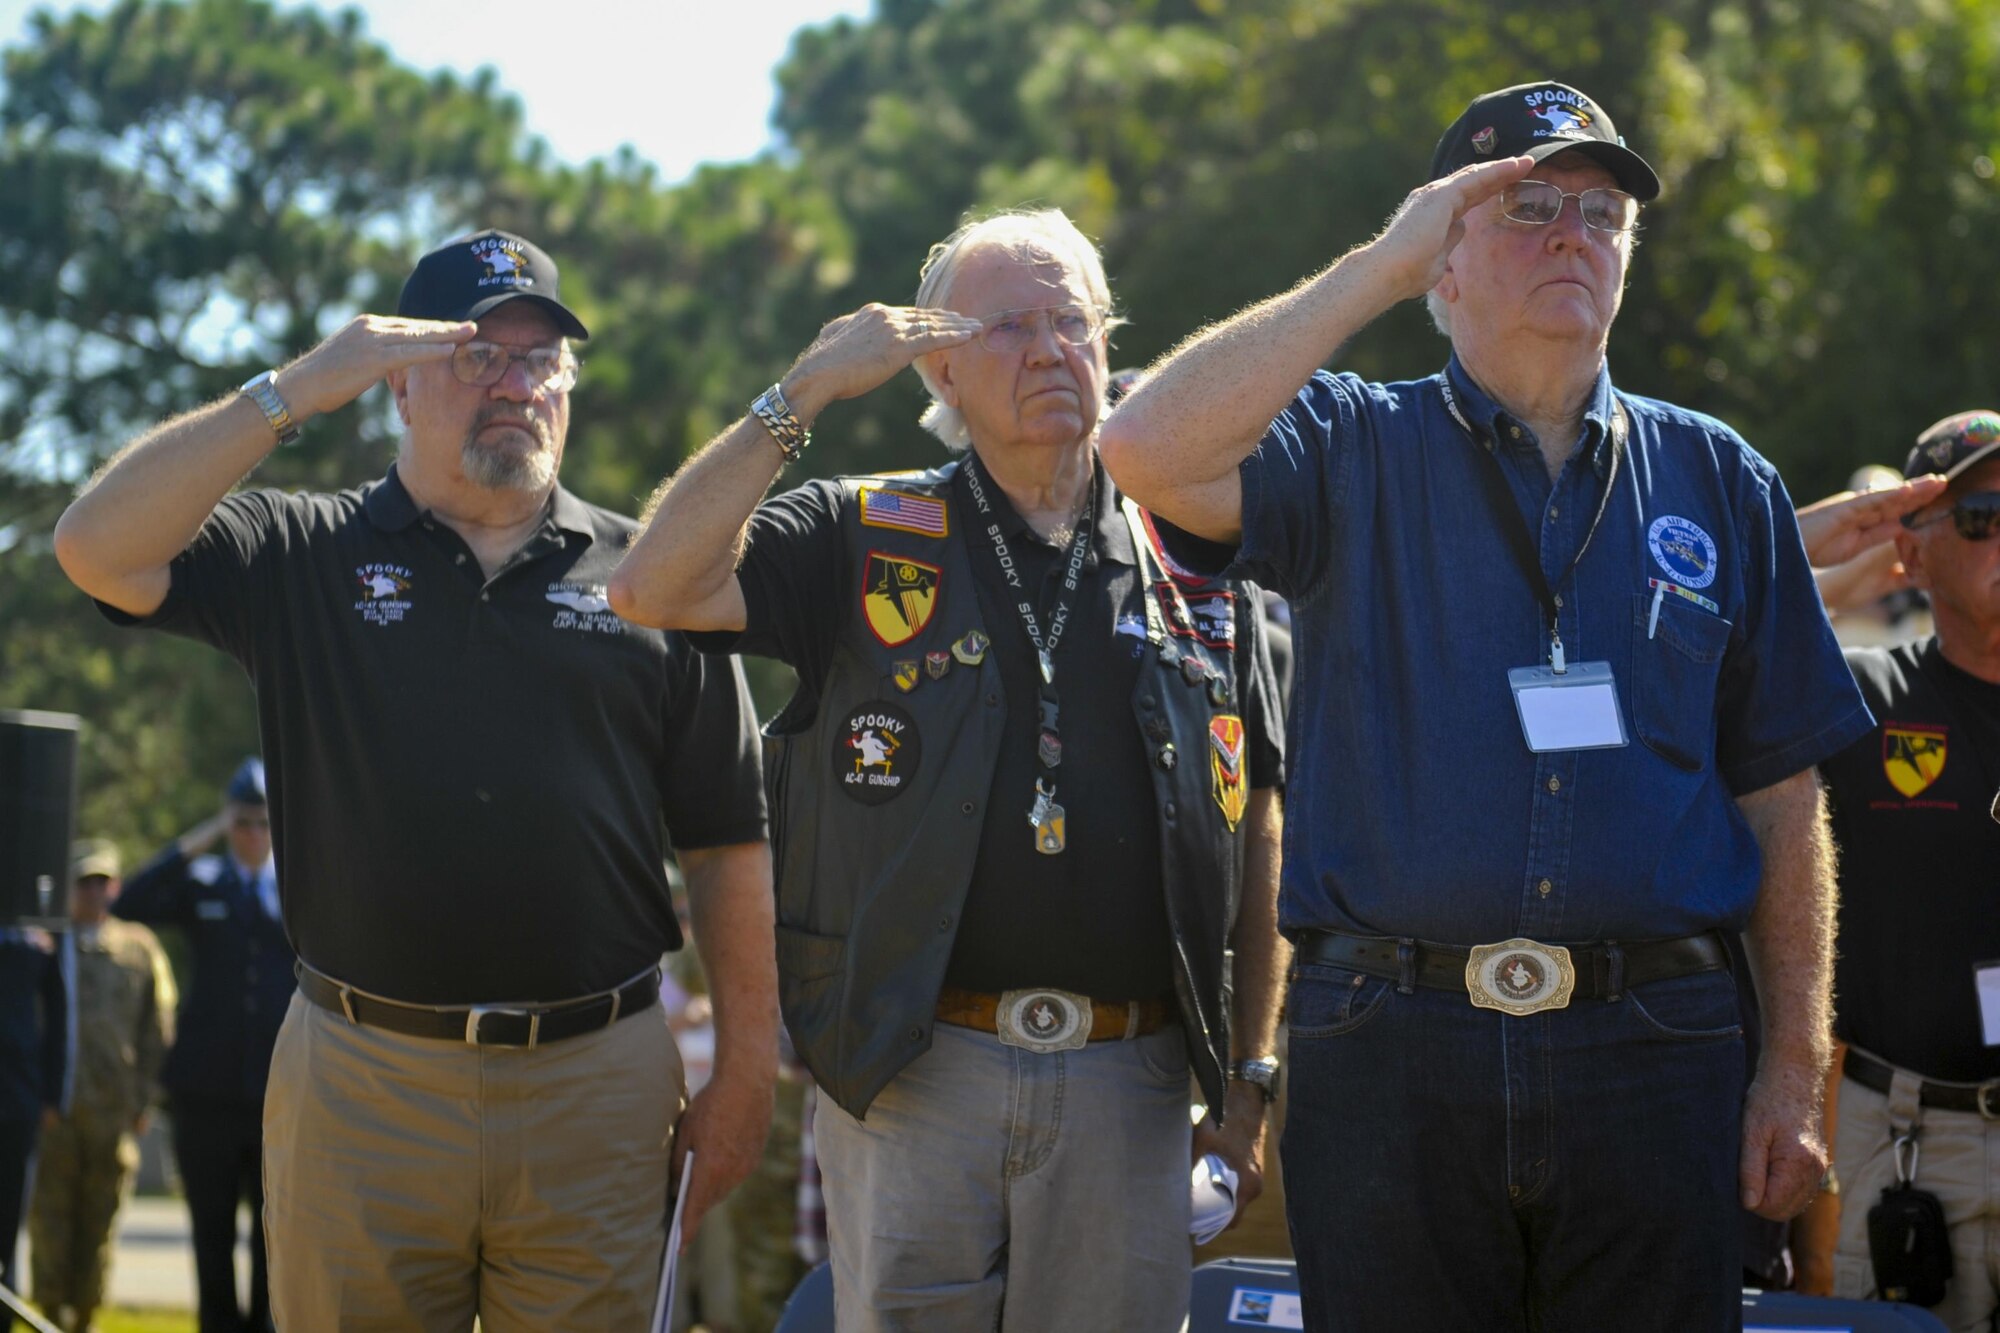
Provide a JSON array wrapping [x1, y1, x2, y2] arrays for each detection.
[[1628, 592, 1731, 772]]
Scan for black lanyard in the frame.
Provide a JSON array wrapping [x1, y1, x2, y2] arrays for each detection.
[[960, 453, 1096, 846], [1440, 373, 1625, 673]]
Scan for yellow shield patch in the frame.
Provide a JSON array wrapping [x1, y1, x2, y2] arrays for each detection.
[[1882, 724, 1947, 799], [863, 552, 941, 647], [1208, 714, 1248, 832]]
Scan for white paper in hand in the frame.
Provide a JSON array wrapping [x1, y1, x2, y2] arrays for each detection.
[[1190, 1152, 1239, 1245], [649, 1151, 694, 1333]]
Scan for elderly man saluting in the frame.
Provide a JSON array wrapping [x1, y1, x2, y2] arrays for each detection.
[[1099, 83, 1872, 1330], [610, 209, 1287, 1332], [52, 230, 775, 1331]]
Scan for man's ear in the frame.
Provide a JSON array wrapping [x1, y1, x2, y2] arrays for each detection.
[[924, 349, 962, 409], [1894, 529, 1932, 593], [387, 368, 412, 425], [1434, 262, 1459, 306]]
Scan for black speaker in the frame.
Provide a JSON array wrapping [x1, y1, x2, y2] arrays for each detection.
[[0, 709, 80, 927]]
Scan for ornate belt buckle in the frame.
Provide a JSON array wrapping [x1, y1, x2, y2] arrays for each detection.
[[995, 988, 1094, 1053], [1465, 939, 1576, 1016]]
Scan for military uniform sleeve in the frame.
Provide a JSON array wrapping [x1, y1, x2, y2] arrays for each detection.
[[1234, 584, 1287, 789], [1715, 460, 1876, 794], [686, 480, 849, 699], [113, 844, 197, 925], [93, 489, 292, 664], [657, 634, 769, 852]]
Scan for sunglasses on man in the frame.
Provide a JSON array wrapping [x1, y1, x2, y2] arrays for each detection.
[[1901, 490, 2000, 541]]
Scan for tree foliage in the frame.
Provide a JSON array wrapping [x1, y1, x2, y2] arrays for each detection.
[[2, 0, 1995, 856]]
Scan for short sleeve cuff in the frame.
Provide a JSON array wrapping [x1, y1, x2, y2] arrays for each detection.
[[666, 818, 770, 853], [1721, 701, 1877, 796]]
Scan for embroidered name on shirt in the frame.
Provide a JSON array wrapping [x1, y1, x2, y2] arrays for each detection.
[[546, 582, 626, 634], [354, 563, 414, 625]]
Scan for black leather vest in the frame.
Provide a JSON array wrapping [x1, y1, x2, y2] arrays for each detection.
[[767, 459, 1253, 1118]]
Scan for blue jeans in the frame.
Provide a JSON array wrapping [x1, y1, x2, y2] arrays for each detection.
[[1282, 958, 1746, 1332]]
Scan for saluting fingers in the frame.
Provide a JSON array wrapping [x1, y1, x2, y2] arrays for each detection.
[[1438, 154, 1538, 212], [894, 306, 983, 348]]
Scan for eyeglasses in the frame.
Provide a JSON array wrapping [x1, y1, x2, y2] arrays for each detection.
[[1903, 490, 2000, 541], [1500, 181, 1640, 234], [976, 304, 1107, 355], [449, 341, 578, 392], [232, 816, 270, 831]]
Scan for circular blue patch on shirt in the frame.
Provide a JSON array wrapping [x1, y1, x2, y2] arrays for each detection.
[[1647, 515, 1719, 590]]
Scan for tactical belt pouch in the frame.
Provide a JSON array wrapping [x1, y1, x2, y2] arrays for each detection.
[[1867, 1182, 1952, 1307]]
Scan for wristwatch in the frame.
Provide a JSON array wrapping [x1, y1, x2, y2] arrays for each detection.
[[239, 370, 301, 446], [1229, 1056, 1282, 1105], [750, 381, 810, 463]]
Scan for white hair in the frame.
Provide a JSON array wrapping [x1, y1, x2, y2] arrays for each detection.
[[911, 208, 1119, 451]]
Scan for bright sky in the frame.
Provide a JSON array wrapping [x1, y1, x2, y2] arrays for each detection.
[[0, 0, 875, 181]]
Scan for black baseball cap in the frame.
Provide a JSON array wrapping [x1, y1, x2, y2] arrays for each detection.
[[1903, 410, 2000, 481], [1430, 81, 1661, 202], [396, 229, 590, 340]]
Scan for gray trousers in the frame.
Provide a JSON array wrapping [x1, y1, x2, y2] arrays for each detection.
[[816, 1019, 1196, 1333]]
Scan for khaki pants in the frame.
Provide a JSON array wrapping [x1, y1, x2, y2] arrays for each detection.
[[1831, 1060, 2000, 1333], [263, 990, 685, 1332], [28, 1107, 137, 1324]]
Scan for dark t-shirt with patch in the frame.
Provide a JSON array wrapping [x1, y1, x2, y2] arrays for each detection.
[[698, 461, 1284, 1002], [99, 467, 767, 1004], [1824, 638, 2000, 1082]]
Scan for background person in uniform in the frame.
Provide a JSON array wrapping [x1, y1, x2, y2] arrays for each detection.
[[28, 840, 173, 1333], [50, 228, 775, 1331], [1803, 412, 2000, 1331], [115, 757, 290, 1333], [0, 923, 67, 1332], [610, 208, 1287, 1332], [1099, 81, 1870, 1330]]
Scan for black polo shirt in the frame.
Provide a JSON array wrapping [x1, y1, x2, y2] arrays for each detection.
[[1824, 638, 2000, 1082], [99, 466, 766, 1005], [702, 457, 1283, 1002]]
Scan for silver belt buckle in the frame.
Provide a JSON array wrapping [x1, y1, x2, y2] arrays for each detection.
[[1978, 1079, 1999, 1121], [465, 1005, 539, 1047], [1465, 939, 1576, 1016], [995, 988, 1093, 1053]]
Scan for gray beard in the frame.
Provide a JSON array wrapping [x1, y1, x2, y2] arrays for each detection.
[[460, 407, 557, 492]]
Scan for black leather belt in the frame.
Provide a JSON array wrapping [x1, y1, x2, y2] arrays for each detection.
[[296, 962, 659, 1048], [1844, 1046, 2000, 1119], [1294, 929, 1727, 1001]]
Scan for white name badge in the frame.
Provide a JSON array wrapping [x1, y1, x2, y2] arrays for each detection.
[[1976, 962, 2000, 1046], [1508, 662, 1629, 753]]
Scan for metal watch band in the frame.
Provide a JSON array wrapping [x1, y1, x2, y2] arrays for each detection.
[[1229, 1057, 1282, 1104], [750, 382, 809, 463], [239, 370, 300, 446]]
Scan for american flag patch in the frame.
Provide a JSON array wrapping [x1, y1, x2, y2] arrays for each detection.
[[859, 488, 948, 537]]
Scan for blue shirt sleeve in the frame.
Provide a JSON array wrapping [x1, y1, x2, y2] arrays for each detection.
[[1232, 371, 1362, 603], [115, 844, 197, 925], [1715, 457, 1875, 794]]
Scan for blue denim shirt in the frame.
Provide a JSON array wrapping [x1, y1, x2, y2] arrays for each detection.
[[1199, 357, 1872, 944]]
